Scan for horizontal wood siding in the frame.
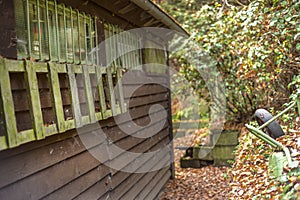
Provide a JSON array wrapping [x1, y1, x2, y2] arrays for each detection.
[[0, 70, 173, 199]]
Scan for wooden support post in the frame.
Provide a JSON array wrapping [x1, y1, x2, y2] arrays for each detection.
[[95, 67, 112, 119], [106, 66, 117, 116], [67, 64, 83, 128], [165, 45, 175, 179], [48, 63, 66, 132], [0, 80, 7, 150], [48, 63, 75, 132], [25, 61, 45, 140], [0, 58, 36, 148], [116, 67, 126, 113], [83, 66, 96, 123], [0, 58, 18, 147]]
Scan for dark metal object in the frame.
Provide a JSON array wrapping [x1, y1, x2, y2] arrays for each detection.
[[255, 108, 285, 139], [175, 146, 193, 158], [245, 96, 300, 169]]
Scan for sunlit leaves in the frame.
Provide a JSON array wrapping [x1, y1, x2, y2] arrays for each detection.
[[229, 126, 300, 199], [159, 135, 231, 200], [159, 0, 299, 123]]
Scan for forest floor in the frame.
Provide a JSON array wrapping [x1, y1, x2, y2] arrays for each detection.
[[160, 124, 300, 199], [159, 134, 231, 200]]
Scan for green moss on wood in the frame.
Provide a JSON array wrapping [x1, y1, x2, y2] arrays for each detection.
[[83, 66, 96, 123], [25, 61, 45, 140], [48, 63, 67, 132], [0, 58, 19, 147]]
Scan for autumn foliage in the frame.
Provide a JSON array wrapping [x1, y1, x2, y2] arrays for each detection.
[[157, 0, 299, 123], [229, 127, 300, 199]]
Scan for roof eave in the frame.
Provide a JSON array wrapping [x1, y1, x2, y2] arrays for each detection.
[[129, 0, 189, 37]]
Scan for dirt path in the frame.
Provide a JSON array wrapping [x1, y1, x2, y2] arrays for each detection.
[[159, 135, 231, 200]]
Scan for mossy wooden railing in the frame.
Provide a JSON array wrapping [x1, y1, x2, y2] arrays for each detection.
[[0, 57, 125, 151]]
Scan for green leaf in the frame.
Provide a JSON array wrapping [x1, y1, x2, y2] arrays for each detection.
[[268, 152, 288, 179], [296, 43, 300, 51]]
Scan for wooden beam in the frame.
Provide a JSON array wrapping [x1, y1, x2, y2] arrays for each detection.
[[48, 63, 66, 132], [95, 67, 112, 119], [116, 67, 126, 113], [4, 59, 25, 72], [0, 58, 19, 147], [0, 136, 8, 151], [106, 66, 118, 116], [0, 0, 17, 59], [67, 64, 83, 128], [48, 63, 75, 132], [25, 61, 45, 140], [83, 66, 96, 123]]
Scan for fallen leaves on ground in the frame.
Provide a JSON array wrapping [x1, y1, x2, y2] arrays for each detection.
[[160, 123, 300, 199], [159, 134, 231, 200], [229, 127, 300, 199], [192, 127, 209, 146]]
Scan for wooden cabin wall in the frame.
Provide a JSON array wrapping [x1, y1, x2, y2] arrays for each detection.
[[0, 0, 17, 59], [0, 69, 173, 199]]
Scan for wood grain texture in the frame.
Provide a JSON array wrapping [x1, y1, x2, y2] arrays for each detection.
[[0, 65, 172, 200], [0, 0, 17, 59]]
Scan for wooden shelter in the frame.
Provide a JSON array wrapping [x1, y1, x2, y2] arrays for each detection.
[[0, 0, 188, 199]]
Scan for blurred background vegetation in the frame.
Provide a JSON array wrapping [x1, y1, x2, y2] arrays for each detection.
[[156, 0, 299, 128]]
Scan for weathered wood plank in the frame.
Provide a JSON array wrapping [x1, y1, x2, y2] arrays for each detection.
[[83, 66, 96, 123], [33, 62, 48, 73], [95, 67, 106, 120], [0, 136, 8, 151], [106, 66, 118, 116], [0, 129, 107, 189], [0, 122, 104, 159], [123, 84, 168, 98], [16, 129, 36, 145], [116, 67, 126, 113], [107, 109, 168, 143], [42, 165, 110, 200], [120, 155, 170, 200], [102, 101, 168, 128], [0, 83, 7, 150], [5, 59, 25, 72], [126, 93, 168, 108], [9, 73, 27, 90], [59, 88, 72, 105], [111, 173, 145, 199], [81, 115, 90, 125], [10, 90, 29, 112], [95, 67, 112, 119], [55, 64, 67, 73], [35, 72, 58, 126], [145, 169, 171, 200], [72, 65, 83, 74], [67, 64, 83, 127], [136, 167, 170, 200], [0, 58, 19, 147], [107, 128, 169, 173], [48, 63, 69, 132], [40, 91, 54, 110], [44, 124, 58, 137], [110, 144, 170, 199], [122, 136, 171, 173], [10, 73, 50, 91], [25, 61, 45, 140], [107, 124, 168, 160], [110, 101, 168, 126], [121, 70, 167, 85], [71, 174, 111, 200], [0, 0, 17, 59], [0, 143, 109, 199], [0, 150, 96, 199]]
